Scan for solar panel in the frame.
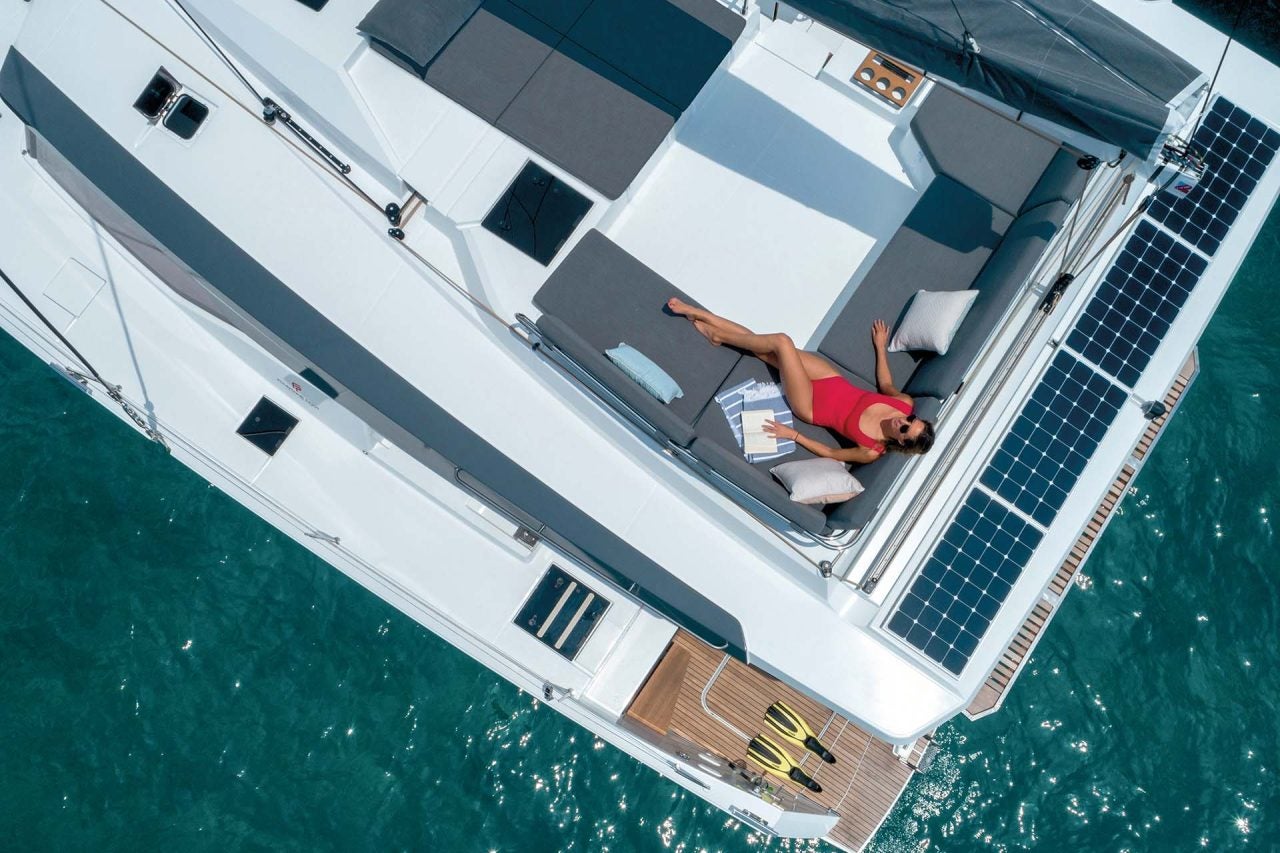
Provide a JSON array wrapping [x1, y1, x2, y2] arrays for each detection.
[[887, 489, 1043, 675], [1065, 220, 1208, 387], [980, 350, 1128, 527], [1148, 97, 1280, 256]]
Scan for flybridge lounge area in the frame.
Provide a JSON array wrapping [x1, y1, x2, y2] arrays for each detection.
[[531, 85, 1089, 537]]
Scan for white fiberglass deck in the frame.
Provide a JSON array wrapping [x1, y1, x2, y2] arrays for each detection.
[[610, 43, 920, 344]]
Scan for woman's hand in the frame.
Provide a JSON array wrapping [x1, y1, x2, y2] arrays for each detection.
[[871, 319, 890, 349], [763, 420, 797, 441]]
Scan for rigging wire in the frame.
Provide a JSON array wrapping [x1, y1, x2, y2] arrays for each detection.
[[0, 264, 168, 449], [1187, 0, 1246, 142]]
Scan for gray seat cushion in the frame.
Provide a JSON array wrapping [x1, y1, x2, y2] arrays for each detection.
[[509, 0, 594, 30], [911, 84, 1060, 216], [359, 0, 483, 76], [533, 230, 740, 423], [535, 314, 698, 446], [689, 437, 829, 533], [425, 0, 560, 123], [498, 41, 679, 199], [567, 0, 742, 111], [818, 176, 1010, 385], [905, 202, 1069, 399]]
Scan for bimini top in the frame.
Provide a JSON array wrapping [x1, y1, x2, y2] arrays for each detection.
[[787, 0, 1203, 157], [358, 0, 745, 198]]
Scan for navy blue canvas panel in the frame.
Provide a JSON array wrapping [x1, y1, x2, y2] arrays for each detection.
[[1147, 97, 1279, 256], [1065, 220, 1208, 387], [887, 489, 1043, 675], [979, 350, 1127, 527]]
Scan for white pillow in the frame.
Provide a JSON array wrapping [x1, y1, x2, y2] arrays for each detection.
[[888, 289, 979, 355], [770, 458, 864, 505]]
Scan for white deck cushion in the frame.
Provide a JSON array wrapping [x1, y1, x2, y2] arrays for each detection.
[[770, 458, 864, 505], [888, 289, 979, 355]]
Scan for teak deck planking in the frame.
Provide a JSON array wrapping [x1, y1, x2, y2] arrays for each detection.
[[644, 630, 921, 852]]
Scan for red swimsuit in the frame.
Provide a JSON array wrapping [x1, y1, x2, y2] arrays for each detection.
[[810, 376, 913, 453]]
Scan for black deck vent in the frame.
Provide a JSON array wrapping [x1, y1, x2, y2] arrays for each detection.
[[133, 69, 177, 120], [482, 161, 591, 266], [236, 397, 298, 456], [163, 94, 209, 140], [515, 566, 609, 661]]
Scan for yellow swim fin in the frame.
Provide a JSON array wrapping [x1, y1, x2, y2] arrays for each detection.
[[764, 700, 837, 764], [746, 733, 822, 793]]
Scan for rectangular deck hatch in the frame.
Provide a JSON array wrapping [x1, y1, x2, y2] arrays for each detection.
[[515, 566, 609, 660]]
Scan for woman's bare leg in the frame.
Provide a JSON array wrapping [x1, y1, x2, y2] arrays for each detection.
[[703, 329, 815, 421], [669, 298, 839, 382]]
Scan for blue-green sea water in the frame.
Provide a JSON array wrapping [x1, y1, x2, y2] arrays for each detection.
[[5, 105, 1280, 853], [3, 206, 1276, 853]]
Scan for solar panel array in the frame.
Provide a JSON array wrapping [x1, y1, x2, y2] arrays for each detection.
[[887, 490, 1043, 675], [888, 97, 1278, 677], [1065, 221, 1208, 387], [1148, 97, 1280, 256]]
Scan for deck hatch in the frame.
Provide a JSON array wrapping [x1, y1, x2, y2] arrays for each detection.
[[1148, 97, 1280, 257], [515, 566, 609, 660], [236, 397, 298, 456], [980, 350, 1128, 527], [482, 161, 592, 265]]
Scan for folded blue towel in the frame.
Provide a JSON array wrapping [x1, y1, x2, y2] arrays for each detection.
[[714, 379, 796, 463]]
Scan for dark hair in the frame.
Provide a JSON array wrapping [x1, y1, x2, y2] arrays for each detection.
[[888, 418, 935, 455]]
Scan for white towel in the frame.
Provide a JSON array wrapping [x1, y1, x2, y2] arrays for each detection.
[[714, 379, 796, 463]]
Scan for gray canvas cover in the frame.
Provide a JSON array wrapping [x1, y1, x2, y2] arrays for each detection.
[[786, 0, 1202, 156]]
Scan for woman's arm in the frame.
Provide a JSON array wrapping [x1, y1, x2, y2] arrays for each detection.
[[765, 422, 882, 464], [871, 319, 912, 403]]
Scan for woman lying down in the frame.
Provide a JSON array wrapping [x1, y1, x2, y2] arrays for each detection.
[[668, 298, 934, 462]]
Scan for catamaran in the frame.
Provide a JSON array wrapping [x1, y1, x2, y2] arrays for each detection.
[[1, 0, 1275, 847]]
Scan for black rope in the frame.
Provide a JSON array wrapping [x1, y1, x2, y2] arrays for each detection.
[[0, 264, 167, 448], [947, 0, 978, 54], [169, 0, 383, 213]]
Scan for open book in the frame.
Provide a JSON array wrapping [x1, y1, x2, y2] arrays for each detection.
[[741, 409, 778, 455]]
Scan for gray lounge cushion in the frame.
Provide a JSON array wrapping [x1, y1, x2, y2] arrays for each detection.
[[533, 230, 739, 423], [911, 84, 1059, 216], [498, 40, 679, 199], [536, 314, 698, 446], [1019, 148, 1090, 214], [424, 0, 559, 122], [905, 202, 1069, 399], [818, 176, 1010, 385], [359, 0, 483, 76], [567, 0, 742, 111], [509, 0, 593, 30], [689, 437, 829, 533]]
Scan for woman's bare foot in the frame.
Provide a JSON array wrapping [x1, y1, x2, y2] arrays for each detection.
[[667, 297, 709, 322], [692, 319, 721, 345]]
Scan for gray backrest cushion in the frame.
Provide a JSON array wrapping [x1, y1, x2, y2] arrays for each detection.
[[689, 438, 829, 533], [535, 314, 698, 446], [818, 176, 1010, 384], [533, 231, 740, 422], [905, 202, 1069, 399], [567, 0, 742, 111], [424, 0, 559, 123], [497, 41, 678, 199], [359, 0, 483, 75], [911, 84, 1060, 216], [1020, 148, 1089, 214]]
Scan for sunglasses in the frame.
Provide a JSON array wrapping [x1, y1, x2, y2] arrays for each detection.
[[897, 414, 918, 436]]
